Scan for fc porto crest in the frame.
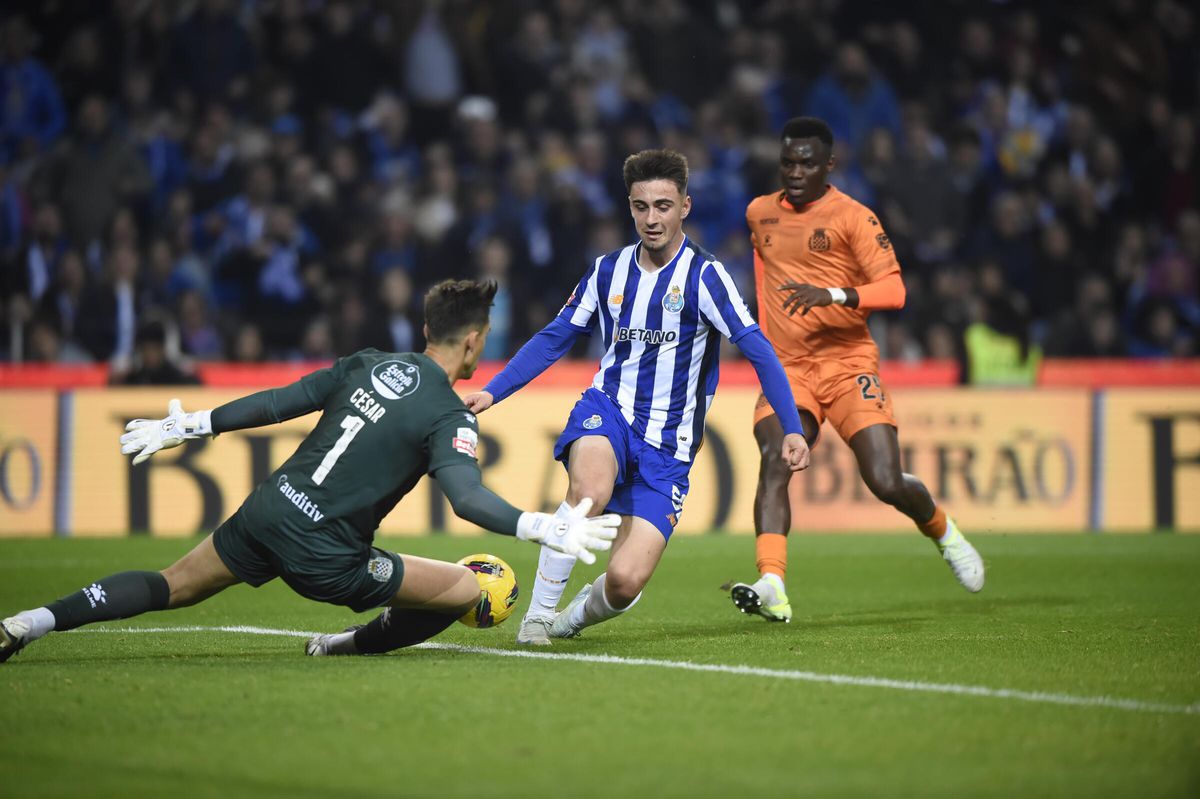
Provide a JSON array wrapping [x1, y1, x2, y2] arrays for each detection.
[[662, 285, 685, 313], [809, 228, 830, 251]]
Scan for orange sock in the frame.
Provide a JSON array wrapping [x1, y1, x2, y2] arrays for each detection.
[[918, 506, 947, 539], [755, 533, 788, 579]]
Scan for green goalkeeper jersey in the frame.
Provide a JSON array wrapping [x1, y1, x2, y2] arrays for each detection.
[[214, 349, 497, 558]]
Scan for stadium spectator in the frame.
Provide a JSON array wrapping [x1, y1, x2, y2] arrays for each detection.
[[76, 243, 141, 364], [32, 96, 151, 248], [803, 42, 901, 150], [0, 1, 1196, 370], [26, 312, 90, 364], [168, 0, 255, 107], [111, 318, 199, 385], [0, 14, 66, 165]]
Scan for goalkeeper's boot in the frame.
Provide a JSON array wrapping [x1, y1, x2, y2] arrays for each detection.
[[515, 614, 553, 646], [305, 625, 364, 656], [730, 573, 792, 622], [936, 520, 984, 593], [0, 617, 31, 663], [548, 584, 592, 639]]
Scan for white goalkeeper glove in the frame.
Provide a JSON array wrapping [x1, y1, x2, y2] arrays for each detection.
[[516, 498, 620, 565], [120, 399, 214, 465]]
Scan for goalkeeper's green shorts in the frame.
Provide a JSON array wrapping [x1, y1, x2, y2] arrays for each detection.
[[212, 508, 404, 613]]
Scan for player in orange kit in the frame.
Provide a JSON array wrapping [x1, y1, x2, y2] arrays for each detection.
[[730, 117, 984, 622]]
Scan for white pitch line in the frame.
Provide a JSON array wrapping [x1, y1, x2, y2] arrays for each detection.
[[72, 625, 1200, 717]]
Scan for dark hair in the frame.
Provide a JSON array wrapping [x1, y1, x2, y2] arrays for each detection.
[[424, 279, 497, 343], [622, 149, 688, 195], [781, 117, 834, 149]]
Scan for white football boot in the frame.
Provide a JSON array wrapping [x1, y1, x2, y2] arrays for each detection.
[[515, 615, 553, 646], [730, 573, 792, 622], [548, 584, 592, 639], [937, 520, 984, 592]]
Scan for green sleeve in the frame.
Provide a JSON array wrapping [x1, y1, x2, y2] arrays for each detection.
[[434, 463, 522, 535], [425, 406, 483, 474], [211, 360, 345, 433]]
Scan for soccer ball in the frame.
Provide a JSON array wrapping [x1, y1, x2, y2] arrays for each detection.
[[456, 553, 519, 628]]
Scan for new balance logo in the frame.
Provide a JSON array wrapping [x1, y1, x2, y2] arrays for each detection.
[[278, 474, 325, 522], [84, 583, 107, 608]]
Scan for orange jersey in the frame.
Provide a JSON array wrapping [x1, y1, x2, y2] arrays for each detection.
[[747, 185, 901, 366]]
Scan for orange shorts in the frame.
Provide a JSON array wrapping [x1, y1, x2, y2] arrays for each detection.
[[753, 358, 896, 443]]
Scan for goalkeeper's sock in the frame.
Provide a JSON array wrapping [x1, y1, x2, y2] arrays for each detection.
[[44, 571, 170, 632], [352, 607, 459, 654], [570, 573, 640, 630], [918, 505, 948, 540], [7, 607, 56, 643], [527, 502, 577, 618], [755, 532, 788, 580], [318, 630, 360, 655]]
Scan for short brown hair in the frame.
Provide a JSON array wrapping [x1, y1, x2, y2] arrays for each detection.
[[622, 149, 688, 195], [424, 279, 497, 343]]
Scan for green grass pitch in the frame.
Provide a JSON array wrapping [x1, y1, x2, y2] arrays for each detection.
[[2, 533, 1198, 799]]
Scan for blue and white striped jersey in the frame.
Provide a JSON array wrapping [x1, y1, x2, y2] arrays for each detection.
[[557, 236, 758, 462]]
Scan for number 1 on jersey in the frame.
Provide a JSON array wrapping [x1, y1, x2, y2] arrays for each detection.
[[312, 414, 365, 485]]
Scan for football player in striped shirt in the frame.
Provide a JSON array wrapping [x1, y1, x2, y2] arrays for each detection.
[[464, 150, 810, 645]]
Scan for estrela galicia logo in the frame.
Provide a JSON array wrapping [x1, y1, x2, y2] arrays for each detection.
[[809, 228, 830, 251], [367, 556, 394, 583], [370, 360, 421, 400], [662, 285, 685, 313], [876, 233, 891, 250]]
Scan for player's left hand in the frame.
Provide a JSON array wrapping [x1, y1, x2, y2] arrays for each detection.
[[781, 432, 810, 471], [778, 282, 831, 316], [120, 399, 212, 465]]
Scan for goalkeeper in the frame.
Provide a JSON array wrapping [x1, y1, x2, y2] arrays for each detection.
[[0, 280, 618, 662]]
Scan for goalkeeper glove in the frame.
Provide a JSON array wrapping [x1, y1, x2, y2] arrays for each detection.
[[516, 497, 620, 565], [120, 399, 214, 465]]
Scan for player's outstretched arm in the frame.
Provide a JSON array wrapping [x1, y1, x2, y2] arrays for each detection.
[[464, 319, 582, 413], [436, 464, 618, 564], [119, 363, 345, 464], [207, 362, 342, 431], [732, 329, 811, 471]]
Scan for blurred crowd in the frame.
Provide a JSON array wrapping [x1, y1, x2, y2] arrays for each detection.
[[1, 0, 1198, 382]]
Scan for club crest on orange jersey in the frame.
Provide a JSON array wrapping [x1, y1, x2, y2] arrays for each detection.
[[876, 233, 891, 250], [809, 228, 830, 251], [662, 285, 685, 313]]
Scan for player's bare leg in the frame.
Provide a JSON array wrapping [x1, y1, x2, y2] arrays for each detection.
[[848, 424, 983, 592], [161, 534, 243, 608], [549, 515, 666, 638], [1, 534, 240, 663], [517, 435, 618, 645], [731, 409, 819, 622], [308, 555, 480, 656]]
